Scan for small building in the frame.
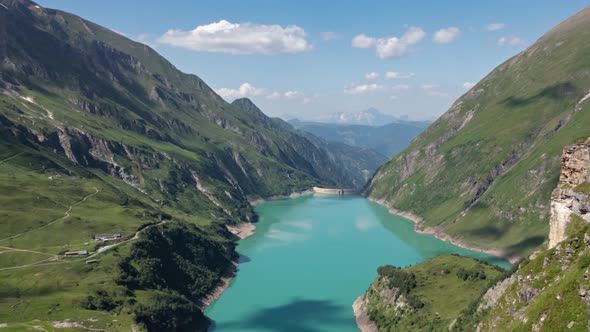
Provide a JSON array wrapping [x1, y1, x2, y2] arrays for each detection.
[[64, 250, 88, 257], [94, 233, 122, 241]]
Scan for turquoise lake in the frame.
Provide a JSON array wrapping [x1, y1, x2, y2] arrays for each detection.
[[206, 194, 510, 331]]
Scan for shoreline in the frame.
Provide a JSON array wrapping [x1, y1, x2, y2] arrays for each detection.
[[201, 222, 257, 310], [248, 189, 315, 206], [202, 188, 316, 310], [366, 196, 519, 264], [352, 294, 378, 332]]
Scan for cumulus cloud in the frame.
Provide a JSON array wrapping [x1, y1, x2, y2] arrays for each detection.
[[497, 36, 527, 47], [215, 83, 266, 99], [216, 83, 311, 103], [365, 72, 380, 80], [284, 90, 304, 99], [463, 82, 476, 89], [268, 90, 312, 103], [352, 27, 426, 59], [351, 34, 377, 48], [321, 31, 338, 40], [345, 83, 386, 94], [433, 27, 460, 44], [159, 20, 312, 54], [486, 23, 505, 31], [385, 71, 415, 79]]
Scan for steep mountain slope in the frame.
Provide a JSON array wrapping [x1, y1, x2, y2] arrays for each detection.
[[366, 6, 590, 258], [353, 255, 505, 332], [473, 141, 590, 332], [232, 99, 388, 187], [290, 119, 430, 157], [0, 0, 374, 330]]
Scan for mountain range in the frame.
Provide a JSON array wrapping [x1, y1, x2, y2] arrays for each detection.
[[0, 0, 384, 330], [2, 0, 590, 331], [290, 119, 430, 157], [310, 107, 404, 126]]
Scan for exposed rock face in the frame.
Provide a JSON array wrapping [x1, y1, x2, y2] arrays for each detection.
[[477, 276, 516, 312], [549, 140, 590, 248], [352, 294, 378, 332], [352, 275, 407, 332]]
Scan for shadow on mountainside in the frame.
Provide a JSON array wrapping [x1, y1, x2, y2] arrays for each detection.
[[502, 82, 578, 107]]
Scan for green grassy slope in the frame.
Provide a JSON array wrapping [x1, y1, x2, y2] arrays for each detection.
[[364, 255, 504, 331], [475, 215, 590, 331], [0, 0, 383, 330], [366, 6, 590, 257]]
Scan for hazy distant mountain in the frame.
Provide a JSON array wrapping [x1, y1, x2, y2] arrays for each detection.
[[290, 119, 430, 157], [316, 107, 400, 126]]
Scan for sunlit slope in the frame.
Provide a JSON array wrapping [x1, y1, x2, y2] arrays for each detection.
[[366, 6, 590, 257]]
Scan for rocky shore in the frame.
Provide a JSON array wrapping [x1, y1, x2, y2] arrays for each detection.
[[366, 196, 518, 264], [201, 222, 257, 310], [352, 294, 378, 332]]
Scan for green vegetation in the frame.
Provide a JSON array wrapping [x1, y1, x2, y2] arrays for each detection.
[[475, 215, 590, 331], [0, 0, 384, 330], [365, 255, 504, 331], [574, 181, 590, 195], [367, 6, 590, 257]]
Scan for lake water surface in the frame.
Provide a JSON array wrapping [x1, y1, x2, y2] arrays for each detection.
[[206, 194, 509, 331]]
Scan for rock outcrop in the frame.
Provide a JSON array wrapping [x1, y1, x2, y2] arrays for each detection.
[[549, 140, 590, 248]]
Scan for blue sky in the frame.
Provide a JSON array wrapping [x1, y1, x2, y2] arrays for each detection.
[[37, 0, 590, 120]]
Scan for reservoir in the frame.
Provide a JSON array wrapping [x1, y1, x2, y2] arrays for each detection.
[[206, 194, 509, 331]]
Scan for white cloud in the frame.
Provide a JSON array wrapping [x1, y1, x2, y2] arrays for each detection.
[[321, 31, 338, 40], [497, 36, 527, 47], [389, 95, 399, 100], [376, 27, 426, 58], [433, 27, 460, 44], [345, 83, 386, 94], [385, 71, 415, 79], [352, 27, 426, 59], [266, 91, 282, 100], [266, 90, 311, 104], [159, 20, 312, 54], [486, 23, 505, 31], [215, 83, 266, 99], [463, 82, 476, 89], [427, 91, 451, 98], [284, 91, 304, 99], [421, 84, 439, 90], [365, 72, 380, 80], [351, 34, 377, 48]]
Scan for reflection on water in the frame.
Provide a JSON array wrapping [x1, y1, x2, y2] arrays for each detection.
[[207, 194, 510, 332]]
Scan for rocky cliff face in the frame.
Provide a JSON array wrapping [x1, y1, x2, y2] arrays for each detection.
[[353, 274, 409, 332], [477, 215, 590, 331], [549, 140, 590, 248]]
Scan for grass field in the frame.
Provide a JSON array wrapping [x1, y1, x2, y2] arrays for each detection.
[[366, 255, 505, 331]]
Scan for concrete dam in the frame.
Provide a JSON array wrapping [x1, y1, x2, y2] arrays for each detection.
[[312, 187, 358, 195]]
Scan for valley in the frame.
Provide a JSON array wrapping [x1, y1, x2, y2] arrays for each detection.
[[1, 0, 590, 331]]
